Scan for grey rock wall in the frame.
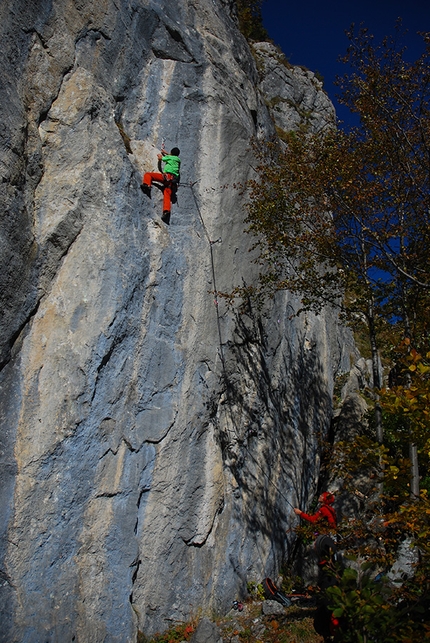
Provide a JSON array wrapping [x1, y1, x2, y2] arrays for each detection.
[[252, 41, 335, 133], [0, 1, 354, 641]]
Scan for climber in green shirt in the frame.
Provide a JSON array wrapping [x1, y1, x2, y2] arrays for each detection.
[[142, 147, 181, 225]]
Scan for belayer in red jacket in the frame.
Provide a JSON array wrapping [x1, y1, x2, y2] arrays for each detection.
[[294, 492, 337, 529]]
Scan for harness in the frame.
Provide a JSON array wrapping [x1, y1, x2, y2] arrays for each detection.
[[163, 172, 179, 186]]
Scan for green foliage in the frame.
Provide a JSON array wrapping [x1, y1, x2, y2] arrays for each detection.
[[246, 580, 266, 600], [326, 563, 407, 642], [236, 0, 269, 42], [382, 342, 430, 456], [236, 28, 430, 403], [318, 205, 430, 639], [323, 402, 430, 641], [323, 488, 430, 641], [278, 571, 304, 595], [330, 435, 385, 486], [231, 21, 430, 642]]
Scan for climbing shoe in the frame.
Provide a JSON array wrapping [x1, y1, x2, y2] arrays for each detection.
[[161, 210, 171, 225], [141, 184, 151, 197]]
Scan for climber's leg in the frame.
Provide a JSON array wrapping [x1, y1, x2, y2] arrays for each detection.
[[142, 171, 164, 197], [162, 183, 172, 213], [143, 171, 164, 187]]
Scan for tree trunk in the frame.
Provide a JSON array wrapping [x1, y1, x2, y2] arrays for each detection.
[[400, 282, 420, 499], [410, 443, 420, 498], [367, 298, 383, 443]]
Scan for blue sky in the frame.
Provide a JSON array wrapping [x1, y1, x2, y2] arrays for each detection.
[[261, 0, 430, 125]]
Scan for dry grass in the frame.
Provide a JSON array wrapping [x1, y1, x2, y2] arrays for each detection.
[[216, 600, 323, 643], [144, 597, 324, 643]]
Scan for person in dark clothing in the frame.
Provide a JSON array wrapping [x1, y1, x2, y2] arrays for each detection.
[[294, 492, 337, 530], [294, 495, 340, 641], [313, 534, 342, 641], [142, 147, 181, 224]]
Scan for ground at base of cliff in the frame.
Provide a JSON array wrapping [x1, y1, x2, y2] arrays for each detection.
[[144, 599, 324, 643], [217, 600, 324, 643]]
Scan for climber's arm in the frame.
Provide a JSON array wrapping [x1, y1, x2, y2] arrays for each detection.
[[295, 508, 322, 524]]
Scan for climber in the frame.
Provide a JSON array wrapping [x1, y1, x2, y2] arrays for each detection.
[[293, 492, 337, 531], [141, 147, 181, 225]]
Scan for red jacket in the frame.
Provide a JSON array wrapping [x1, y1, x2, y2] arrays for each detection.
[[299, 504, 337, 528]]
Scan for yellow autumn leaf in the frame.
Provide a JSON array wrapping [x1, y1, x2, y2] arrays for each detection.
[[417, 362, 430, 374]]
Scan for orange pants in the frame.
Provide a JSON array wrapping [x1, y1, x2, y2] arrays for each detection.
[[143, 172, 177, 212]]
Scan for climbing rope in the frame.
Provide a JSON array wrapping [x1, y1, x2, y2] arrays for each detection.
[[241, 445, 297, 511], [183, 180, 298, 515], [146, 146, 301, 522], [184, 182, 227, 374]]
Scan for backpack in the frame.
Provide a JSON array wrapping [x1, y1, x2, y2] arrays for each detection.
[[262, 577, 292, 607], [314, 534, 338, 563]]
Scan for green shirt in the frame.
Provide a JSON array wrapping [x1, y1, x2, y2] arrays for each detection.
[[162, 154, 181, 177]]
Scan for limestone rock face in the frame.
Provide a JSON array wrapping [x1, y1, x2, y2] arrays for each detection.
[[0, 1, 354, 641], [252, 42, 335, 133]]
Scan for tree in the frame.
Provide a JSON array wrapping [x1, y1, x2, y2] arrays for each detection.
[[240, 26, 430, 640], [337, 23, 430, 357], [382, 340, 430, 495], [240, 25, 430, 444], [236, 0, 269, 42]]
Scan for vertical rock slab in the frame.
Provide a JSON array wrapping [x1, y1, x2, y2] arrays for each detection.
[[0, 1, 355, 641]]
